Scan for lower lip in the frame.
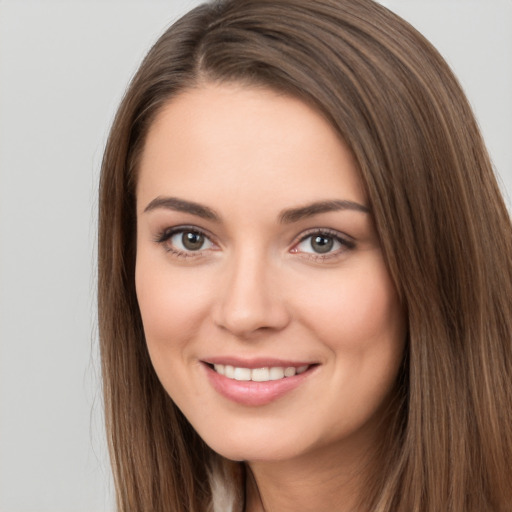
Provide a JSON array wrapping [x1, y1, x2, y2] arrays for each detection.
[[203, 363, 316, 407]]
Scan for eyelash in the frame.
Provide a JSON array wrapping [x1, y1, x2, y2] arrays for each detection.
[[154, 225, 216, 259], [154, 226, 355, 261], [292, 228, 355, 261]]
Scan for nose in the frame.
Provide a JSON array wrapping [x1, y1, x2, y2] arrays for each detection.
[[212, 250, 291, 338]]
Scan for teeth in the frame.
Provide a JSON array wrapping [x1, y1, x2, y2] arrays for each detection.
[[251, 367, 270, 382], [269, 367, 284, 380], [213, 364, 309, 382], [284, 367, 296, 377], [233, 367, 251, 381]]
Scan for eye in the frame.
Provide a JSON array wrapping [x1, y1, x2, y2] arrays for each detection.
[[171, 230, 213, 251], [292, 230, 354, 258], [298, 234, 339, 254], [156, 227, 215, 255]]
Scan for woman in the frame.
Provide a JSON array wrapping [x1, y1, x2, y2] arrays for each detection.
[[98, 0, 512, 510]]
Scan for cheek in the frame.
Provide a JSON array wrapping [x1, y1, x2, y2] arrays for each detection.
[[134, 254, 218, 408], [135, 253, 213, 353], [299, 262, 403, 349], [292, 259, 406, 405], [292, 263, 405, 438]]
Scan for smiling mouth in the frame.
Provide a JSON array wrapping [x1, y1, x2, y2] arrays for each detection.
[[209, 363, 311, 382], [203, 361, 317, 406]]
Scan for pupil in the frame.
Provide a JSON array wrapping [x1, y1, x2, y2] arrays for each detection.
[[182, 231, 204, 250], [312, 235, 333, 254]]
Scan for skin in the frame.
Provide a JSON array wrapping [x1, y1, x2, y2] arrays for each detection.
[[135, 83, 406, 511]]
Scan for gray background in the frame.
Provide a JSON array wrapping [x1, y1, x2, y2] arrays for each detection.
[[0, 1, 510, 510]]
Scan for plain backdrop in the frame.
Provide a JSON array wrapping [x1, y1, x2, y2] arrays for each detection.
[[0, 1, 511, 511]]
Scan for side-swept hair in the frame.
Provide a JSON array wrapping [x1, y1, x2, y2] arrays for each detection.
[[98, 0, 512, 510]]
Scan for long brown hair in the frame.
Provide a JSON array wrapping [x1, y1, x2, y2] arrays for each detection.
[[98, 0, 512, 510]]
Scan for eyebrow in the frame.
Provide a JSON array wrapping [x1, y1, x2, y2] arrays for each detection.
[[278, 199, 370, 223], [143, 196, 220, 221], [143, 196, 370, 223]]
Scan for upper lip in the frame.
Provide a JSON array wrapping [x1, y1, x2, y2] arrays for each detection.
[[202, 357, 317, 369]]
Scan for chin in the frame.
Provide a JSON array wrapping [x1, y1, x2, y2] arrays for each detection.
[[194, 419, 320, 463], [212, 441, 302, 463]]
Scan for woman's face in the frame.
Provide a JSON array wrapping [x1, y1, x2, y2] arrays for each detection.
[[135, 83, 406, 463]]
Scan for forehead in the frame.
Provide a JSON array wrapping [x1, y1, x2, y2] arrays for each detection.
[[136, 82, 365, 213]]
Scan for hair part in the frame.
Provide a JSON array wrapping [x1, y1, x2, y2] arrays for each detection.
[[98, 0, 512, 510]]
